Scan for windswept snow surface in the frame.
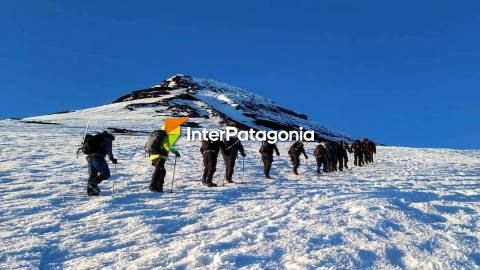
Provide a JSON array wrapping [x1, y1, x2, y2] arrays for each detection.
[[1, 120, 480, 269]]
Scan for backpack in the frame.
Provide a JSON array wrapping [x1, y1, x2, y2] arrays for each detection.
[[223, 140, 233, 155], [223, 139, 240, 155], [289, 142, 303, 155], [81, 133, 104, 155], [259, 141, 272, 154], [201, 139, 222, 154], [314, 145, 326, 157], [362, 140, 370, 152], [352, 141, 361, 151], [145, 130, 167, 155]]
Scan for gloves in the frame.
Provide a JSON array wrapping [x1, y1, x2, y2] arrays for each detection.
[[241, 153, 246, 158], [110, 158, 118, 164], [175, 152, 181, 158]]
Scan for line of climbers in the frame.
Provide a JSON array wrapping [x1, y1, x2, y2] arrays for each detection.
[[313, 139, 377, 174], [79, 130, 376, 196]]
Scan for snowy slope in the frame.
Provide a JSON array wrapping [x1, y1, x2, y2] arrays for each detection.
[[1, 119, 479, 269], [25, 75, 353, 142]]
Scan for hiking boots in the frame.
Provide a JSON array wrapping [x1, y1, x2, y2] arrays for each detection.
[[202, 181, 217, 187], [201, 179, 217, 187], [149, 185, 163, 192], [94, 175, 104, 184], [87, 182, 100, 196]]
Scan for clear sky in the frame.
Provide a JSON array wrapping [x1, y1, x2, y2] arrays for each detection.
[[1, 1, 479, 149]]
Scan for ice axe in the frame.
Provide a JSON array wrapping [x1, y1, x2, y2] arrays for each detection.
[[76, 120, 91, 158]]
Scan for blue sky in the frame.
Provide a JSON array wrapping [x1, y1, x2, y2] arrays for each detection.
[[1, 1, 479, 149]]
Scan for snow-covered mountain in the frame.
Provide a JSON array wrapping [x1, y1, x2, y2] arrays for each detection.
[[25, 74, 353, 142]]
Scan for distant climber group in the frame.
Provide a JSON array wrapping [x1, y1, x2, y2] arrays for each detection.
[[78, 127, 377, 196], [314, 139, 376, 173]]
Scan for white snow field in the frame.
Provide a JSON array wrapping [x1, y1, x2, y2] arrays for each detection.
[[1, 119, 479, 269]]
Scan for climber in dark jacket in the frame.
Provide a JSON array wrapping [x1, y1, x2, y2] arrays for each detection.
[[367, 139, 377, 163], [85, 131, 117, 196], [338, 140, 352, 171], [259, 141, 280, 179], [200, 139, 223, 187], [351, 140, 364, 166], [314, 143, 329, 174], [221, 136, 246, 183], [288, 141, 308, 175], [325, 141, 338, 172], [362, 139, 371, 164]]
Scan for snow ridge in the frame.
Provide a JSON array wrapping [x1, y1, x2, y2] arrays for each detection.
[[28, 74, 353, 142]]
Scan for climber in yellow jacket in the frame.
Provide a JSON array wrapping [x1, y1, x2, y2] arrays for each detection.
[[145, 129, 180, 192]]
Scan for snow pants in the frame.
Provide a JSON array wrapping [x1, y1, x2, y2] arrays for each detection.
[[354, 151, 364, 166], [262, 153, 273, 177], [315, 156, 328, 173], [202, 151, 218, 184], [223, 154, 237, 182], [87, 155, 110, 184], [151, 158, 166, 191], [290, 153, 301, 174]]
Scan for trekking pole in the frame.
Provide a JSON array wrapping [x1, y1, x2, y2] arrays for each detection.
[[169, 156, 177, 193], [112, 163, 117, 197], [199, 165, 205, 183], [221, 161, 225, 186], [242, 156, 245, 178], [305, 157, 309, 176]]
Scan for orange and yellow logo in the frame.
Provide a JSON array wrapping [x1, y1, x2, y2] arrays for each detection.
[[164, 117, 189, 146]]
